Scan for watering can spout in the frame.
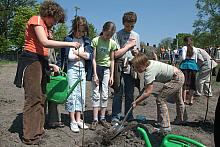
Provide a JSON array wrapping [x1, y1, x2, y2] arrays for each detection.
[[67, 78, 83, 98]]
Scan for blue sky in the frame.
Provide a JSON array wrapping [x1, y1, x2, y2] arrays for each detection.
[[37, 0, 197, 46]]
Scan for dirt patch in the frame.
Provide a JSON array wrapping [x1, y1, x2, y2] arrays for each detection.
[[0, 63, 217, 147]]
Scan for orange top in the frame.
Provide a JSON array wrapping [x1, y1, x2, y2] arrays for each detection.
[[24, 16, 49, 56]]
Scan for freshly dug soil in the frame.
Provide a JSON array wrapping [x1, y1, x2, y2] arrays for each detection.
[[0, 63, 217, 147]]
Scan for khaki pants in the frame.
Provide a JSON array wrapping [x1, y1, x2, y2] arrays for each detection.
[[156, 71, 186, 128], [23, 61, 46, 144]]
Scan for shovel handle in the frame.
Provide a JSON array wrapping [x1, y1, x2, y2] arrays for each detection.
[[120, 106, 133, 126]]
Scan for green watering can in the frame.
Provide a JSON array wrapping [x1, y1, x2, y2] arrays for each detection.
[[46, 71, 82, 104], [137, 127, 206, 147]]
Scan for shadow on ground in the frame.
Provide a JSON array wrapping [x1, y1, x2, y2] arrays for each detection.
[[8, 113, 23, 139]]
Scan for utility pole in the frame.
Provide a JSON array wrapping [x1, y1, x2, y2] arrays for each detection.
[[176, 35, 178, 50], [74, 6, 80, 18]]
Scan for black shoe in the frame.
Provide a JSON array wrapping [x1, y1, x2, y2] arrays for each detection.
[[100, 119, 110, 129]]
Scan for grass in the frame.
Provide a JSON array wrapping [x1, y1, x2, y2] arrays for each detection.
[[0, 60, 16, 65]]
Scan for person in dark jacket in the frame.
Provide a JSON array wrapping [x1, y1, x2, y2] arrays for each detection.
[[214, 69, 220, 146], [56, 16, 93, 133]]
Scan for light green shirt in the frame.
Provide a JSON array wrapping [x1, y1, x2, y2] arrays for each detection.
[[92, 36, 117, 67], [144, 60, 174, 84]]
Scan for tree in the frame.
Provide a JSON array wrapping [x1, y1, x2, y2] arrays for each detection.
[[158, 37, 173, 50], [172, 33, 192, 49], [0, 0, 36, 38], [193, 0, 220, 46], [0, 35, 11, 53], [10, 5, 39, 49], [193, 31, 213, 48], [88, 23, 97, 40], [53, 24, 68, 41]]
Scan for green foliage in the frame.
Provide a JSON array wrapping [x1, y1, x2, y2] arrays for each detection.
[[10, 6, 39, 49], [158, 37, 173, 50], [193, 0, 220, 47], [193, 31, 213, 48], [0, 0, 36, 37], [173, 33, 192, 48], [53, 24, 68, 41], [88, 23, 97, 39], [0, 35, 11, 54], [0, 0, 38, 53]]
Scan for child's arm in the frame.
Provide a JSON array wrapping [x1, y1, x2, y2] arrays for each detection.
[[72, 49, 90, 60], [109, 51, 115, 86], [132, 83, 153, 107], [92, 48, 99, 86], [114, 39, 136, 58]]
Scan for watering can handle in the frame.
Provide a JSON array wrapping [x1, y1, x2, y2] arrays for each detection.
[[161, 134, 206, 147], [59, 71, 67, 77], [66, 78, 83, 98], [137, 127, 152, 147]]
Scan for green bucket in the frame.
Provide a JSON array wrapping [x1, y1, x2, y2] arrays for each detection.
[[46, 72, 82, 104]]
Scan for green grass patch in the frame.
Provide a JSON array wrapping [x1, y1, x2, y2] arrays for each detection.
[[0, 60, 16, 65]]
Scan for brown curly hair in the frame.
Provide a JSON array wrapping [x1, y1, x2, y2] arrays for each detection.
[[39, 0, 65, 23]]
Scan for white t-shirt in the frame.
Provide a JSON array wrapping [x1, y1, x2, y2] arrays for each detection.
[[144, 60, 174, 84], [68, 38, 85, 67], [181, 46, 198, 62]]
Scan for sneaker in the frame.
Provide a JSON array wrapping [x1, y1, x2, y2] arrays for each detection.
[[100, 119, 110, 129], [77, 121, 89, 129], [89, 120, 98, 130], [111, 118, 119, 126], [70, 122, 80, 133], [204, 94, 213, 97], [194, 93, 201, 97]]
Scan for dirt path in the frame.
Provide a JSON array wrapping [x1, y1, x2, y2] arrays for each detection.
[[0, 63, 217, 147]]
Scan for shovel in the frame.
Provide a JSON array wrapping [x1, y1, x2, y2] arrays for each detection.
[[109, 106, 133, 140]]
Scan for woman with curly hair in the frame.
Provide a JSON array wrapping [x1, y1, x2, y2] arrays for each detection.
[[14, 1, 80, 145]]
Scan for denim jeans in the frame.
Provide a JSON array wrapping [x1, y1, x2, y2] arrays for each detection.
[[66, 64, 86, 112], [92, 66, 110, 107], [112, 72, 134, 121]]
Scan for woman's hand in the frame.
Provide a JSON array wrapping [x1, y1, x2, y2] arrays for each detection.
[[49, 64, 60, 72], [72, 42, 81, 49], [93, 75, 99, 86]]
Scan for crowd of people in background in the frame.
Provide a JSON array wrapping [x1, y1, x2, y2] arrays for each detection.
[[12, 0, 219, 146]]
